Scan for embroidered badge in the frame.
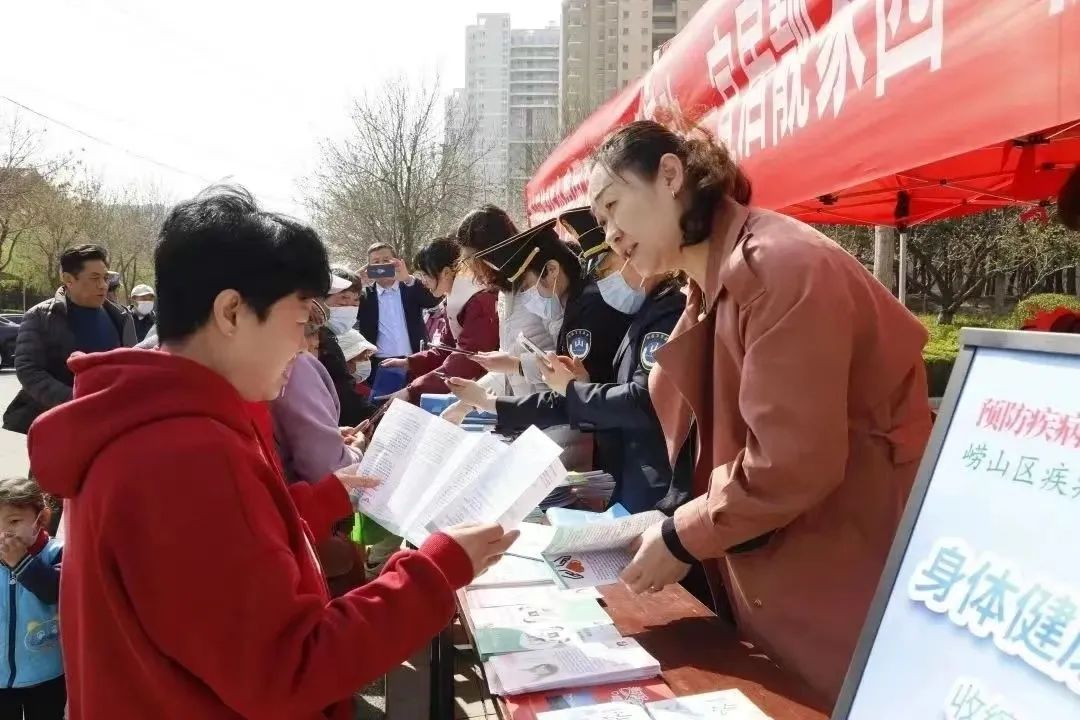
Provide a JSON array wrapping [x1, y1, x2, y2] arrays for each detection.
[[640, 332, 669, 372], [565, 328, 593, 360]]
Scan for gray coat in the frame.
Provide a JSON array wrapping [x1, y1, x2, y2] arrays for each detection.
[[3, 288, 136, 433]]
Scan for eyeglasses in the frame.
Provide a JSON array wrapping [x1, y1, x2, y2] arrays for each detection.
[[305, 299, 329, 335]]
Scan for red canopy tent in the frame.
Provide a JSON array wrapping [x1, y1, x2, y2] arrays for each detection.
[[525, 0, 1080, 229]]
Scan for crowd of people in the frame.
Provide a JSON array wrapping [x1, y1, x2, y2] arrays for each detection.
[[0, 122, 1074, 718]]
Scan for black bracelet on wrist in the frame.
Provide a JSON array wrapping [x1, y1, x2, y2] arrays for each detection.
[[661, 516, 696, 565]]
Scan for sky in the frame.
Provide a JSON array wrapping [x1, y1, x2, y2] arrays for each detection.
[[0, 0, 561, 218]]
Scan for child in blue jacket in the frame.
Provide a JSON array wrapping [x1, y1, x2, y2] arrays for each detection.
[[0, 476, 63, 719]]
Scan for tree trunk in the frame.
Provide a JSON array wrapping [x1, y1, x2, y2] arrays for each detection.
[[872, 226, 897, 293], [992, 272, 1008, 314], [1075, 264, 1080, 299]]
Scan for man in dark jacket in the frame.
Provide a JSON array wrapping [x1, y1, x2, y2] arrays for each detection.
[[356, 243, 440, 372], [3, 245, 137, 433]]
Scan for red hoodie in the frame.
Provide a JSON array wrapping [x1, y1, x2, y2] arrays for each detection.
[[28, 349, 474, 720]]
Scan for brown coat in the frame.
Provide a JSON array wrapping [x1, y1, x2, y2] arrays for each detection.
[[650, 200, 932, 707]]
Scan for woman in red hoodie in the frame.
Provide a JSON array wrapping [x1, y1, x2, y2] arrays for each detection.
[[26, 185, 516, 720]]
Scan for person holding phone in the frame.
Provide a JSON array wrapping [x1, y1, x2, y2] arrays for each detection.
[[378, 237, 498, 403], [452, 205, 557, 400], [355, 243, 441, 386]]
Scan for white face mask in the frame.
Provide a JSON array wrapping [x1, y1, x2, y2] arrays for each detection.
[[135, 300, 155, 317], [328, 305, 359, 335], [352, 360, 372, 383], [596, 261, 646, 315], [522, 266, 564, 323]]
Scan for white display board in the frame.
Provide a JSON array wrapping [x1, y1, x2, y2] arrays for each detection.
[[835, 329, 1080, 720]]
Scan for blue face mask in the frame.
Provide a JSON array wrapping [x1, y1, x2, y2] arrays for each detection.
[[596, 262, 646, 315], [522, 265, 564, 323]]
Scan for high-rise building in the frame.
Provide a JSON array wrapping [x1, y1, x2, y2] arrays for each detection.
[[463, 13, 512, 191], [451, 15, 560, 217], [560, 0, 706, 128], [508, 25, 560, 215]]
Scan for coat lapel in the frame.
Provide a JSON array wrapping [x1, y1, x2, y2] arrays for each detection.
[[650, 200, 752, 471]]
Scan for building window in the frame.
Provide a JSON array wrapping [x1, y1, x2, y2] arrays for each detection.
[[623, 27, 629, 35], [681, 10, 689, 20], [642, 27, 648, 35], [622, 61, 628, 69], [642, 61, 649, 70], [623, 10, 630, 18], [623, 44, 629, 52], [642, 44, 649, 52], [641, 10, 649, 17]]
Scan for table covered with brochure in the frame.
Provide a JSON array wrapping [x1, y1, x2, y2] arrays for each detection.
[[361, 400, 827, 719], [455, 506, 829, 720]]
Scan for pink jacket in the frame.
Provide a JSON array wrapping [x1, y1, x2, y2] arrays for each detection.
[[650, 199, 932, 707]]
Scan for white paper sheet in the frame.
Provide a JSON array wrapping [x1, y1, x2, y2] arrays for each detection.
[[647, 689, 773, 719]]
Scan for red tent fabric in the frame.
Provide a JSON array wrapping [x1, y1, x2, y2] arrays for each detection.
[[526, 0, 1080, 228]]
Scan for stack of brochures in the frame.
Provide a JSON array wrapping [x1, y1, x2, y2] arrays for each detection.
[[470, 598, 620, 659], [541, 471, 617, 509], [485, 637, 661, 696], [530, 689, 773, 719]]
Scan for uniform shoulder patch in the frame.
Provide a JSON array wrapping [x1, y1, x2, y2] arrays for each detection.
[[640, 332, 669, 371], [565, 328, 593, 360]]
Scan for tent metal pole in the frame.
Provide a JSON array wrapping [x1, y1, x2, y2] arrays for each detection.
[[899, 231, 908, 307]]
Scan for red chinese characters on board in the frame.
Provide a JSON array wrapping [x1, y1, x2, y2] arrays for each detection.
[[976, 399, 1080, 448]]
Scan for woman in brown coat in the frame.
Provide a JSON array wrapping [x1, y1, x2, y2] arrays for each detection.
[[586, 121, 933, 707]]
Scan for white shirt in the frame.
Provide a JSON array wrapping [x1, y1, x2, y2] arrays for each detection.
[[375, 282, 413, 357]]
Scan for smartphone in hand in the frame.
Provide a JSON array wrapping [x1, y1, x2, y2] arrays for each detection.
[[366, 264, 396, 279], [516, 333, 554, 369]]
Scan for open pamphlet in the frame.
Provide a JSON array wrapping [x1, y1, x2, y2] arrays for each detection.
[[539, 511, 666, 589], [646, 689, 772, 719], [471, 599, 620, 659], [354, 400, 566, 544], [486, 637, 660, 696], [469, 554, 557, 589]]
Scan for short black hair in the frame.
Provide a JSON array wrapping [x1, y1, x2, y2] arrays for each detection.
[[415, 237, 461, 278], [61, 244, 109, 276], [367, 242, 397, 258], [155, 185, 330, 343]]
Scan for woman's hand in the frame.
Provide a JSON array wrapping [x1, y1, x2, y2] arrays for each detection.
[[564, 356, 589, 383], [445, 377, 498, 414], [440, 400, 471, 425], [620, 522, 691, 595], [334, 467, 380, 493], [474, 351, 521, 375], [378, 357, 408, 370], [538, 354, 582, 396]]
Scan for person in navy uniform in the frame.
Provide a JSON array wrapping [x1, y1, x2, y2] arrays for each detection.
[[449, 208, 691, 515], [464, 215, 633, 391]]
